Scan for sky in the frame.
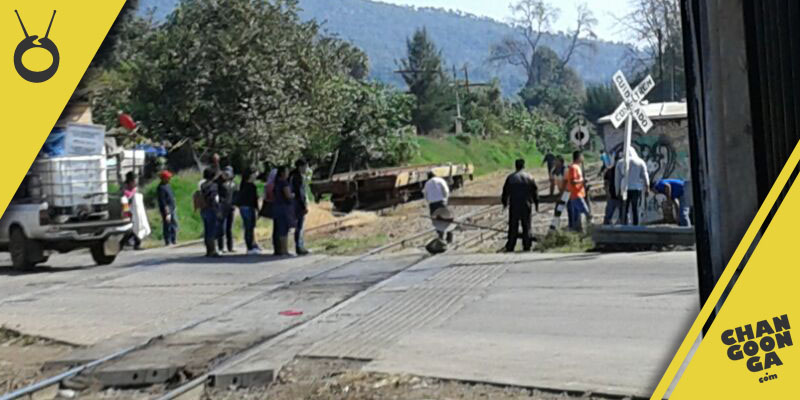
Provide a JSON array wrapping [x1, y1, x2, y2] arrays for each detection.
[[376, 0, 632, 43]]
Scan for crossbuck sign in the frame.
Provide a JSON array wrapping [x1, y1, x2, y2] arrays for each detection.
[[610, 71, 655, 201]]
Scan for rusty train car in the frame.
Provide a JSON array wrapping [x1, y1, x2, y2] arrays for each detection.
[[310, 163, 474, 212]]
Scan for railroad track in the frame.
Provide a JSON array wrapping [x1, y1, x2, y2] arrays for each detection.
[[0, 206, 501, 400]]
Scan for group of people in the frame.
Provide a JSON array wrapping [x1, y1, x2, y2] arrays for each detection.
[[601, 149, 692, 227], [193, 155, 312, 258]]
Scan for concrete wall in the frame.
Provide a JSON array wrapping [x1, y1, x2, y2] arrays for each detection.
[[601, 118, 691, 223], [683, 0, 759, 302]]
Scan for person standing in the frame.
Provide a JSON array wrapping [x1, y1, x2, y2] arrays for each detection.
[[551, 156, 566, 195], [238, 169, 261, 254], [603, 154, 623, 225], [200, 168, 221, 258], [157, 170, 178, 246], [653, 178, 692, 227], [598, 150, 613, 177], [120, 172, 145, 251], [424, 171, 451, 240], [272, 166, 295, 256], [566, 151, 591, 232], [615, 148, 650, 226], [502, 159, 539, 252], [543, 150, 557, 196], [216, 166, 236, 253], [262, 167, 279, 252], [290, 160, 310, 256]]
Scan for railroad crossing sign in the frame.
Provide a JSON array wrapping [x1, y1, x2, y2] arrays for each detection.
[[611, 71, 655, 133], [611, 71, 656, 202], [570, 123, 591, 148]]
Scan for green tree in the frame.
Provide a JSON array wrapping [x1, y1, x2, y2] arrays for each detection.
[[583, 83, 619, 124], [91, 0, 418, 172], [399, 28, 452, 135], [517, 46, 585, 117]]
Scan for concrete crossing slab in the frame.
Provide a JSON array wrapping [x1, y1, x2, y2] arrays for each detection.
[[231, 252, 700, 398]]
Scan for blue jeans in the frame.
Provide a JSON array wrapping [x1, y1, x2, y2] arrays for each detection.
[[273, 204, 290, 237], [568, 198, 589, 232], [162, 210, 178, 245], [201, 208, 218, 243], [295, 212, 306, 251], [217, 207, 234, 251], [240, 207, 257, 250], [678, 193, 692, 227], [603, 198, 622, 225]]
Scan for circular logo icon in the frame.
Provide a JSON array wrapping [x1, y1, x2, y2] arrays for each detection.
[[14, 10, 60, 84]]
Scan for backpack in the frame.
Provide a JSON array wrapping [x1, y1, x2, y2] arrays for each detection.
[[193, 190, 207, 211]]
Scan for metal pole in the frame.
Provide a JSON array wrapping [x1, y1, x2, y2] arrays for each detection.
[[622, 113, 633, 202]]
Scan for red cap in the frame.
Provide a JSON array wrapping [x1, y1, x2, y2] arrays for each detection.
[[159, 170, 173, 180]]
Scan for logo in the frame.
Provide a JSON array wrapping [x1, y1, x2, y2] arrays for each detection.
[[13, 10, 60, 83], [721, 314, 793, 382]]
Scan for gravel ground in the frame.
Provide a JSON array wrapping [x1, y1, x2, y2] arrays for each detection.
[[205, 358, 625, 400]]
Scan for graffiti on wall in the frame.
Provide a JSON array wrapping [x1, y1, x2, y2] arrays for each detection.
[[602, 118, 689, 224]]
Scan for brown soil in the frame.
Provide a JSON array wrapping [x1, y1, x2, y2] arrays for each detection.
[[0, 328, 74, 394], [205, 357, 622, 400]]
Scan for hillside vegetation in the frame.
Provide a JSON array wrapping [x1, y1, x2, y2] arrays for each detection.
[[138, 0, 633, 95]]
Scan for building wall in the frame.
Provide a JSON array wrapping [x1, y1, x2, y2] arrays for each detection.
[[601, 118, 691, 223]]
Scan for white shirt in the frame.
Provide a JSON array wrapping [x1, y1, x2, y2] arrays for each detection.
[[424, 177, 450, 204]]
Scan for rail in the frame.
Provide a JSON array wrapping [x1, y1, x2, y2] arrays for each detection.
[[0, 205, 501, 400]]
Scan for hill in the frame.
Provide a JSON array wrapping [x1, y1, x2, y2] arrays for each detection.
[[138, 0, 634, 95]]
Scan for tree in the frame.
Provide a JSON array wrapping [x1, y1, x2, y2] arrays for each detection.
[[399, 28, 453, 135], [517, 46, 585, 118], [583, 84, 620, 124], [90, 0, 419, 172], [490, 0, 597, 89], [618, 0, 685, 101], [318, 38, 370, 80]]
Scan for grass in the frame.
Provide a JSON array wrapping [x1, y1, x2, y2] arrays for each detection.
[[411, 135, 544, 176], [140, 171, 273, 246], [536, 230, 595, 253]]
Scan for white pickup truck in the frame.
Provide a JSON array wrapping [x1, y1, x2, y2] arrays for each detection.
[[0, 155, 132, 269]]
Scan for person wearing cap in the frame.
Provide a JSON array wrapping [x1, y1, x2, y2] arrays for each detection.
[[217, 166, 237, 253], [157, 170, 178, 246]]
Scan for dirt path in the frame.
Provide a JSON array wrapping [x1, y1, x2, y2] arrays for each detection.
[[0, 328, 74, 395], [307, 163, 607, 255]]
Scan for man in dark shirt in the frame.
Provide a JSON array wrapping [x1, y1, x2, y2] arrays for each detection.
[[603, 154, 623, 225], [542, 150, 557, 196], [237, 169, 261, 254], [157, 170, 178, 246], [502, 159, 539, 252], [290, 160, 310, 255]]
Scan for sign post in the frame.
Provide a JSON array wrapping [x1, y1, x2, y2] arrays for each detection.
[[610, 71, 655, 201]]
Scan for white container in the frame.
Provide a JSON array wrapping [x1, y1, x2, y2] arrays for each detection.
[[31, 156, 109, 208], [64, 123, 106, 156]]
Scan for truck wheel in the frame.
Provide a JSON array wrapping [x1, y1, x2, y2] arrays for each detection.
[[91, 244, 117, 266], [9, 227, 36, 270], [333, 198, 356, 213]]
